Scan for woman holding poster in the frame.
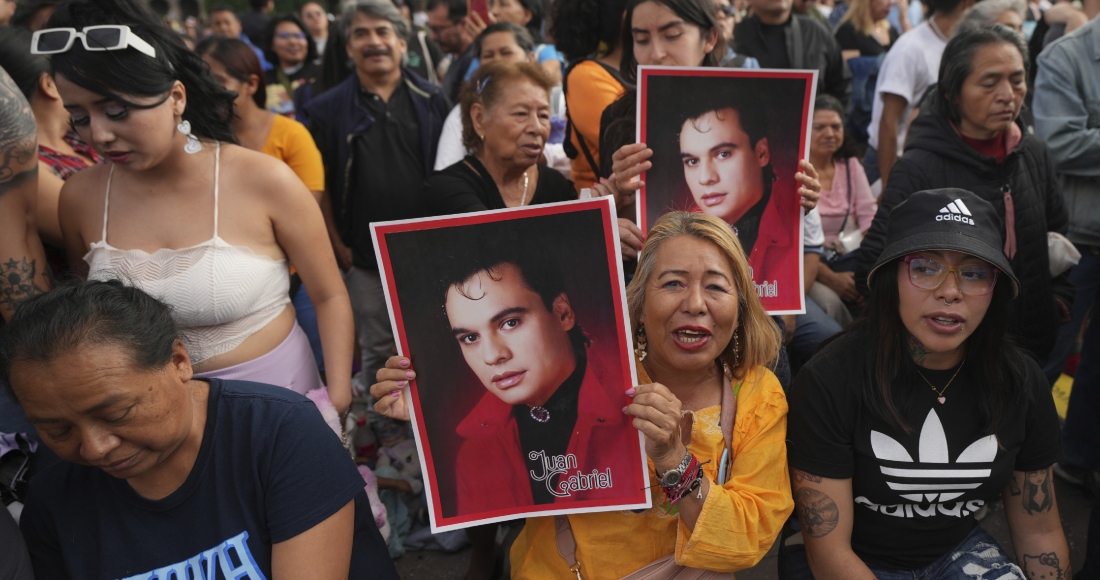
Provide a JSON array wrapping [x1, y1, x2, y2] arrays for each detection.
[[372, 211, 794, 578]]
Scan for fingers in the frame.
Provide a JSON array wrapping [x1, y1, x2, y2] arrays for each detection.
[[799, 159, 820, 180], [796, 161, 822, 211], [618, 218, 644, 260], [611, 144, 653, 193]]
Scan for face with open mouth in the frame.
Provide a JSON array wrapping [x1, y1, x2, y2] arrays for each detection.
[[473, 77, 550, 169], [11, 341, 203, 491], [896, 250, 994, 368], [680, 108, 769, 226], [446, 262, 578, 407], [640, 235, 740, 375]]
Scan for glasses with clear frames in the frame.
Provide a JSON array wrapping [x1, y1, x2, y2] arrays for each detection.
[[904, 256, 1000, 296]]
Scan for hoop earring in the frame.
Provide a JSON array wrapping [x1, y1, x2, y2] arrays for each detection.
[[634, 324, 648, 362], [177, 120, 202, 154]]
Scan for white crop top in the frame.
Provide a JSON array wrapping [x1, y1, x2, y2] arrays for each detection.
[[85, 143, 292, 364]]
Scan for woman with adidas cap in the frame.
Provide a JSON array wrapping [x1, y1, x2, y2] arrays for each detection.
[[782, 188, 1069, 579]]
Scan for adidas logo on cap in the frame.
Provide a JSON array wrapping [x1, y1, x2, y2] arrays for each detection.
[[936, 199, 975, 225]]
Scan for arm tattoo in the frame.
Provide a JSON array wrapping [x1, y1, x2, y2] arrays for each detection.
[[0, 258, 43, 313], [0, 66, 38, 197], [794, 488, 839, 538], [793, 469, 823, 484], [906, 334, 928, 365], [1022, 468, 1054, 515], [1022, 552, 1068, 580]]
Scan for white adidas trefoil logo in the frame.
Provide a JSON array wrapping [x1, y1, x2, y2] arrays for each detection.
[[855, 409, 997, 519], [936, 198, 976, 225]]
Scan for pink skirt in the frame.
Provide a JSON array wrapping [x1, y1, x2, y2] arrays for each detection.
[[193, 323, 323, 395]]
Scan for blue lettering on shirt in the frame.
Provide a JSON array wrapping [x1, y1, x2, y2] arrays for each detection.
[[117, 531, 267, 580]]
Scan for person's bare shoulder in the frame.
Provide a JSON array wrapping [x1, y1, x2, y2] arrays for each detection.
[[0, 66, 37, 197], [221, 142, 313, 205]]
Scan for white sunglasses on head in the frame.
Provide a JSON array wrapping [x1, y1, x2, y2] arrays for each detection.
[[31, 25, 157, 59]]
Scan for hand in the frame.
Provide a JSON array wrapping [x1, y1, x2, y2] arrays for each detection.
[[779, 314, 797, 346], [623, 383, 687, 469], [592, 173, 637, 209], [618, 218, 645, 261], [369, 355, 414, 422], [334, 242, 353, 272], [825, 270, 861, 302], [796, 160, 822, 211], [611, 143, 654, 197], [464, 11, 490, 40]]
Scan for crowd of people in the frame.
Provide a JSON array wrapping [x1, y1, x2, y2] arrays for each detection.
[[0, 0, 1099, 577]]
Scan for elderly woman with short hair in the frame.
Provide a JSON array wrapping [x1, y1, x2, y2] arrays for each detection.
[[423, 60, 577, 214], [1, 280, 396, 578], [856, 24, 1072, 363]]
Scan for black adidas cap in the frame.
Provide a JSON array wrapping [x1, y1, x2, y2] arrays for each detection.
[[867, 188, 1019, 297]]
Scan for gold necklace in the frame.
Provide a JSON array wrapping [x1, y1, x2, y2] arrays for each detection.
[[915, 355, 966, 405]]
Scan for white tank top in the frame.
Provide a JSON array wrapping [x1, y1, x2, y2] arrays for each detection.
[[85, 143, 291, 364]]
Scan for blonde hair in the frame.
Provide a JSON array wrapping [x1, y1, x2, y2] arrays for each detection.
[[840, 0, 879, 36], [626, 212, 781, 381]]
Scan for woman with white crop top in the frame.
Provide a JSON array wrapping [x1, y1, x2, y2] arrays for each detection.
[[49, 0, 354, 414]]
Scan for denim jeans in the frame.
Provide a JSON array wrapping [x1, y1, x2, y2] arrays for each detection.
[[1043, 245, 1100, 385], [791, 299, 844, 365], [1063, 254, 1100, 470], [862, 145, 881, 186], [291, 283, 325, 373], [777, 522, 1024, 579]]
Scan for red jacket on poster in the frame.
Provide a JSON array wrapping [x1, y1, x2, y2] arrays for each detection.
[[453, 361, 642, 517]]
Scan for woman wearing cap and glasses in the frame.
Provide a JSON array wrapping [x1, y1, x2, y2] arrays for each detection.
[[45, 0, 354, 414], [781, 188, 1069, 579]]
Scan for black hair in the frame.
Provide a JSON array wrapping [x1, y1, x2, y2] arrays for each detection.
[[0, 27, 51, 101], [45, 0, 237, 144], [814, 94, 860, 161], [249, 0, 271, 11], [931, 24, 1030, 126], [0, 279, 180, 397], [207, 3, 236, 16], [509, 0, 547, 44], [262, 13, 319, 68], [676, 88, 777, 191], [196, 36, 266, 109], [551, 0, 629, 61], [926, 0, 971, 16], [620, 0, 726, 82], [313, 18, 351, 95], [11, 0, 61, 30], [857, 258, 1026, 434], [438, 228, 590, 352], [425, 0, 467, 22], [474, 21, 536, 58]]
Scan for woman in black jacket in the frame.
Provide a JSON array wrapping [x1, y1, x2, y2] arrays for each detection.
[[856, 25, 1072, 362]]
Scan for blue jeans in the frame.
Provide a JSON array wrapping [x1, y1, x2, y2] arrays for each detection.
[[792, 299, 843, 363], [778, 523, 1024, 579], [862, 145, 881, 185], [1063, 255, 1100, 470], [1044, 245, 1100, 385], [291, 283, 325, 373]]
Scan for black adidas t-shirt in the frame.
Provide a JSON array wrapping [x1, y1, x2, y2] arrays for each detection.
[[788, 330, 1062, 570]]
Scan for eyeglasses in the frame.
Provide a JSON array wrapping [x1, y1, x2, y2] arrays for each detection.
[[275, 31, 308, 41], [904, 256, 1000, 296], [31, 25, 157, 59], [716, 5, 737, 17]]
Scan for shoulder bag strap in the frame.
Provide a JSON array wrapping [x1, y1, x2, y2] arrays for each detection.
[[555, 515, 585, 579]]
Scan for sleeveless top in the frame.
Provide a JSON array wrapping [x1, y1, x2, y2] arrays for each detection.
[[85, 143, 292, 365]]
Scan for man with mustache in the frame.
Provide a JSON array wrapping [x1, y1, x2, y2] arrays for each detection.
[[440, 233, 637, 515], [307, 0, 448, 384]]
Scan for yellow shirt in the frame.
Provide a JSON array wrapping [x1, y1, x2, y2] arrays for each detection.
[[510, 366, 793, 578], [261, 114, 325, 193]]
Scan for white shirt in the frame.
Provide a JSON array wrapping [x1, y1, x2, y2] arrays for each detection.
[[803, 208, 825, 251], [867, 21, 948, 151]]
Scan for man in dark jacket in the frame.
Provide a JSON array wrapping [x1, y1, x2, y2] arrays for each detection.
[[734, 0, 852, 107], [855, 109, 1073, 362], [308, 0, 449, 381]]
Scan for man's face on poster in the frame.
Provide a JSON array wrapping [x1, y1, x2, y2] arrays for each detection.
[[679, 107, 770, 225], [446, 263, 578, 408]]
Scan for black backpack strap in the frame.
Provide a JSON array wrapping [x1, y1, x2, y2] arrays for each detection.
[[562, 58, 626, 179]]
